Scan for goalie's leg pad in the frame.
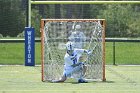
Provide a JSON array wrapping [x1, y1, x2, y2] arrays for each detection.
[[64, 62, 84, 78]]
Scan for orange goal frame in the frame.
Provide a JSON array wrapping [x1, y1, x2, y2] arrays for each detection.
[[40, 19, 106, 81]]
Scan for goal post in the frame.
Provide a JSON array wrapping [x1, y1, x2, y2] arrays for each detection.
[[31, 1, 140, 5], [40, 19, 106, 82]]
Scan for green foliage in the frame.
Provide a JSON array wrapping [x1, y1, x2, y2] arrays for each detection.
[[31, 9, 42, 37], [97, 5, 140, 37], [0, 0, 25, 37], [0, 0, 140, 37]]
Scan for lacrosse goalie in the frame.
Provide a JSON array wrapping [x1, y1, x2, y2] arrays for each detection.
[[51, 42, 92, 83]]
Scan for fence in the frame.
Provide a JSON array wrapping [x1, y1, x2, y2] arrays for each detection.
[[0, 38, 140, 65], [106, 38, 140, 65]]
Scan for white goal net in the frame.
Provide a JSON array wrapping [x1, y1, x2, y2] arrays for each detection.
[[40, 19, 106, 82]]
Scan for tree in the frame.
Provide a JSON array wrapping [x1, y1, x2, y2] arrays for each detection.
[[31, 9, 42, 37], [97, 4, 140, 37], [66, 4, 73, 18], [55, 4, 61, 18], [0, 0, 25, 37]]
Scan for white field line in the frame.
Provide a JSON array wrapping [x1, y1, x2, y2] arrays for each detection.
[[0, 90, 139, 92], [0, 65, 140, 67], [0, 65, 41, 67]]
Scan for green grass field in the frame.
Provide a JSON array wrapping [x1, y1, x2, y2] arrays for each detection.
[[106, 42, 140, 64], [0, 41, 140, 93], [0, 42, 140, 65], [0, 65, 140, 93], [0, 43, 41, 65]]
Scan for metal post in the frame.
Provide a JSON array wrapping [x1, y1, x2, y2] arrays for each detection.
[[26, 0, 29, 27], [28, 0, 31, 27], [113, 42, 116, 65]]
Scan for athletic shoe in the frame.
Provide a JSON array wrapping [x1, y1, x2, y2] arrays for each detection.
[[78, 79, 88, 83]]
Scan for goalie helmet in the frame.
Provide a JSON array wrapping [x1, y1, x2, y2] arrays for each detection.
[[75, 25, 81, 30], [66, 42, 74, 50]]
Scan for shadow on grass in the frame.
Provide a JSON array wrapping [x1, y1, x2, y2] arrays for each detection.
[[46, 79, 115, 84], [103, 80, 115, 83], [67, 80, 115, 84]]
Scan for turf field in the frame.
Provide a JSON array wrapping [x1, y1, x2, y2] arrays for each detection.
[[0, 65, 140, 93], [0, 42, 140, 65]]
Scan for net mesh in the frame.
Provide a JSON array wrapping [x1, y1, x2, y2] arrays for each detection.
[[42, 19, 105, 81]]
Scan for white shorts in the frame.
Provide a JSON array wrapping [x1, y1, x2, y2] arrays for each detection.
[[63, 62, 84, 78]]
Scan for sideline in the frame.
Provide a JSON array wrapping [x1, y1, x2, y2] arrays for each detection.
[[0, 65, 140, 67], [106, 65, 140, 67], [0, 65, 41, 67]]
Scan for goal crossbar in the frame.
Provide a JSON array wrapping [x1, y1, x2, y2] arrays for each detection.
[[31, 1, 140, 5], [41, 19, 105, 22]]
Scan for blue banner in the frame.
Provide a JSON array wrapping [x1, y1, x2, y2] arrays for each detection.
[[25, 27, 35, 66]]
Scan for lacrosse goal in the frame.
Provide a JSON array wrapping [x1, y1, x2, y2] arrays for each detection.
[[40, 19, 106, 82]]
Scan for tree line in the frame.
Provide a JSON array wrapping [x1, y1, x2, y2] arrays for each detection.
[[0, 0, 140, 37]]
